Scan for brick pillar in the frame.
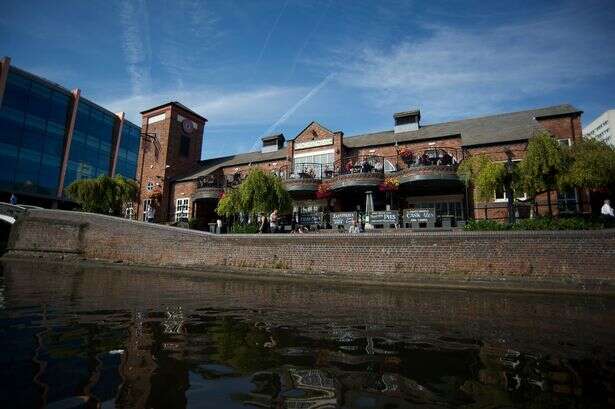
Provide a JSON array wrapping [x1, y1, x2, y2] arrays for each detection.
[[57, 89, 81, 198], [0, 56, 11, 109]]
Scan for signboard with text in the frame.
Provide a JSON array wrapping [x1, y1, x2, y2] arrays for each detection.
[[368, 211, 399, 225], [299, 212, 323, 226], [331, 212, 357, 226], [295, 138, 333, 150], [403, 208, 436, 223]]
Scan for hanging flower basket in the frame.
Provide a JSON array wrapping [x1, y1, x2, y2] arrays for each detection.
[[316, 182, 332, 199], [398, 147, 414, 164], [379, 177, 399, 192]]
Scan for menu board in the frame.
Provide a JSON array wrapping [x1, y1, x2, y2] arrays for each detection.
[[403, 208, 436, 223], [299, 212, 323, 225], [368, 211, 398, 225], [331, 212, 357, 226]]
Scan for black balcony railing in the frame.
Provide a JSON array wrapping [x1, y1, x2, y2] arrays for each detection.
[[196, 147, 463, 192], [396, 147, 462, 169]]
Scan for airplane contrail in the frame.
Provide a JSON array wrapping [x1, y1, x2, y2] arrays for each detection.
[[251, 73, 336, 151], [255, 0, 290, 68]]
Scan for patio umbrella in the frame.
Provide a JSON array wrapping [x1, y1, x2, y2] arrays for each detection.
[[365, 191, 374, 213]]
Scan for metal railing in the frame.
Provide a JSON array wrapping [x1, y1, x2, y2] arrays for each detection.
[[396, 146, 462, 169], [196, 147, 464, 189]]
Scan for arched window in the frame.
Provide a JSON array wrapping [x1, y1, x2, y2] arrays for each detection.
[[384, 159, 397, 173]]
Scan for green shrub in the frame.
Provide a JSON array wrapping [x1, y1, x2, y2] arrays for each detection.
[[464, 217, 602, 231], [188, 218, 208, 231], [230, 223, 259, 234], [510, 217, 601, 231], [464, 220, 509, 231]]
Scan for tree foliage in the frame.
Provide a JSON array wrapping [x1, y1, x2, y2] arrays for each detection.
[[475, 161, 506, 202], [457, 154, 505, 202], [66, 175, 139, 215], [558, 138, 615, 191], [215, 169, 292, 217], [517, 131, 566, 198]]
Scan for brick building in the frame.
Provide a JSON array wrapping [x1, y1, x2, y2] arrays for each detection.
[[136, 102, 585, 226]]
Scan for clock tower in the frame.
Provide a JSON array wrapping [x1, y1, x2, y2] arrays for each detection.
[[137, 101, 207, 222]]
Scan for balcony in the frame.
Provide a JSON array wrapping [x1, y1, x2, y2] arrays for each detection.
[[329, 156, 385, 191], [397, 165, 460, 185]]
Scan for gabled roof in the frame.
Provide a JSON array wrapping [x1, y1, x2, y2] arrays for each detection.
[[174, 147, 288, 182], [344, 104, 581, 148], [140, 101, 208, 122], [174, 104, 581, 182], [289, 121, 336, 141]]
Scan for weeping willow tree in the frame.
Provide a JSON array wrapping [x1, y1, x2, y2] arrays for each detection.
[[558, 138, 615, 192], [66, 175, 139, 216], [517, 131, 566, 216], [216, 169, 292, 220], [458, 154, 506, 219]]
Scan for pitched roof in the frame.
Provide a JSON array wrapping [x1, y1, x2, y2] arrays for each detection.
[[174, 147, 288, 181], [174, 104, 581, 181], [140, 101, 208, 122], [345, 104, 581, 148]]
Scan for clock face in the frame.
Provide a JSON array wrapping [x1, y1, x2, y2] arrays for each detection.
[[182, 119, 194, 133]]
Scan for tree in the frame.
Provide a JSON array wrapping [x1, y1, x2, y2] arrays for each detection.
[[558, 138, 615, 191], [66, 175, 139, 216], [517, 131, 566, 216], [215, 169, 292, 219], [458, 154, 505, 219]]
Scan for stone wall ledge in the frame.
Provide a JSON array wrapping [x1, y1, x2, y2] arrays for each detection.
[[3, 208, 615, 294]]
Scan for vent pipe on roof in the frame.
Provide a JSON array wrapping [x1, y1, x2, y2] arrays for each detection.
[[394, 109, 420, 133]]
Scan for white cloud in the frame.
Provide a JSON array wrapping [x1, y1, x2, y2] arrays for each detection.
[[119, 0, 152, 96], [103, 85, 308, 127], [327, 9, 615, 121]]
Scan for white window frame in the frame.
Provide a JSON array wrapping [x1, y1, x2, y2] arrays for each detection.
[[175, 198, 190, 222], [493, 159, 527, 202], [557, 189, 579, 213], [384, 159, 397, 173], [558, 138, 572, 147], [146, 181, 154, 191]]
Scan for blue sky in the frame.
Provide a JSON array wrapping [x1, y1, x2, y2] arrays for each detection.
[[2, 0, 615, 159]]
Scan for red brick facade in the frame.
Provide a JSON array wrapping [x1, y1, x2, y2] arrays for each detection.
[[136, 103, 206, 222], [7, 209, 615, 293], [135, 103, 587, 224]]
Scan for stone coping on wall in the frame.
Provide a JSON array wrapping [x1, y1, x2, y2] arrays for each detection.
[[5, 208, 615, 295], [16, 208, 615, 239]]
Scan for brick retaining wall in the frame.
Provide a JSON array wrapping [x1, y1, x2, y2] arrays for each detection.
[[5, 209, 615, 293]]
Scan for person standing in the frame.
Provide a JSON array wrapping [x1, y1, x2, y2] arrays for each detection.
[[146, 206, 155, 223], [9, 193, 17, 205], [269, 209, 278, 233], [601, 199, 615, 221]]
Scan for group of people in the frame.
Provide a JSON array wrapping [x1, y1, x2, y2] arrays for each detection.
[[258, 209, 279, 233], [344, 158, 383, 174], [414, 151, 455, 166]]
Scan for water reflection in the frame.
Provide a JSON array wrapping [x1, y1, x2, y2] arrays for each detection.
[[0, 259, 614, 408]]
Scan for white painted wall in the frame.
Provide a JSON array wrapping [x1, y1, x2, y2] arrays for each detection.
[[583, 109, 615, 146]]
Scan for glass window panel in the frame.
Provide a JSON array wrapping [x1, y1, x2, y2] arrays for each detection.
[[24, 114, 46, 131]]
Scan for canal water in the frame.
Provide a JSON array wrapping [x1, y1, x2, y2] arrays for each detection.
[[0, 260, 613, 408]]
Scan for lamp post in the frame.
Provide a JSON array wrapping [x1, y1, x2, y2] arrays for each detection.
[[505, 151, 516, 225]]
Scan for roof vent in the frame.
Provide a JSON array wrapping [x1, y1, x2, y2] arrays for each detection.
[[394, 109, 420, 133], [261, 133, 285, 153]]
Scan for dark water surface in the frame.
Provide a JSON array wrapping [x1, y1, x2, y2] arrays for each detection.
[[1, 260, 614, 409]]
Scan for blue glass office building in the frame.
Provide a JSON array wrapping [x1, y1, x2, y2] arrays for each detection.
[[0, 57, 141, 207]]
